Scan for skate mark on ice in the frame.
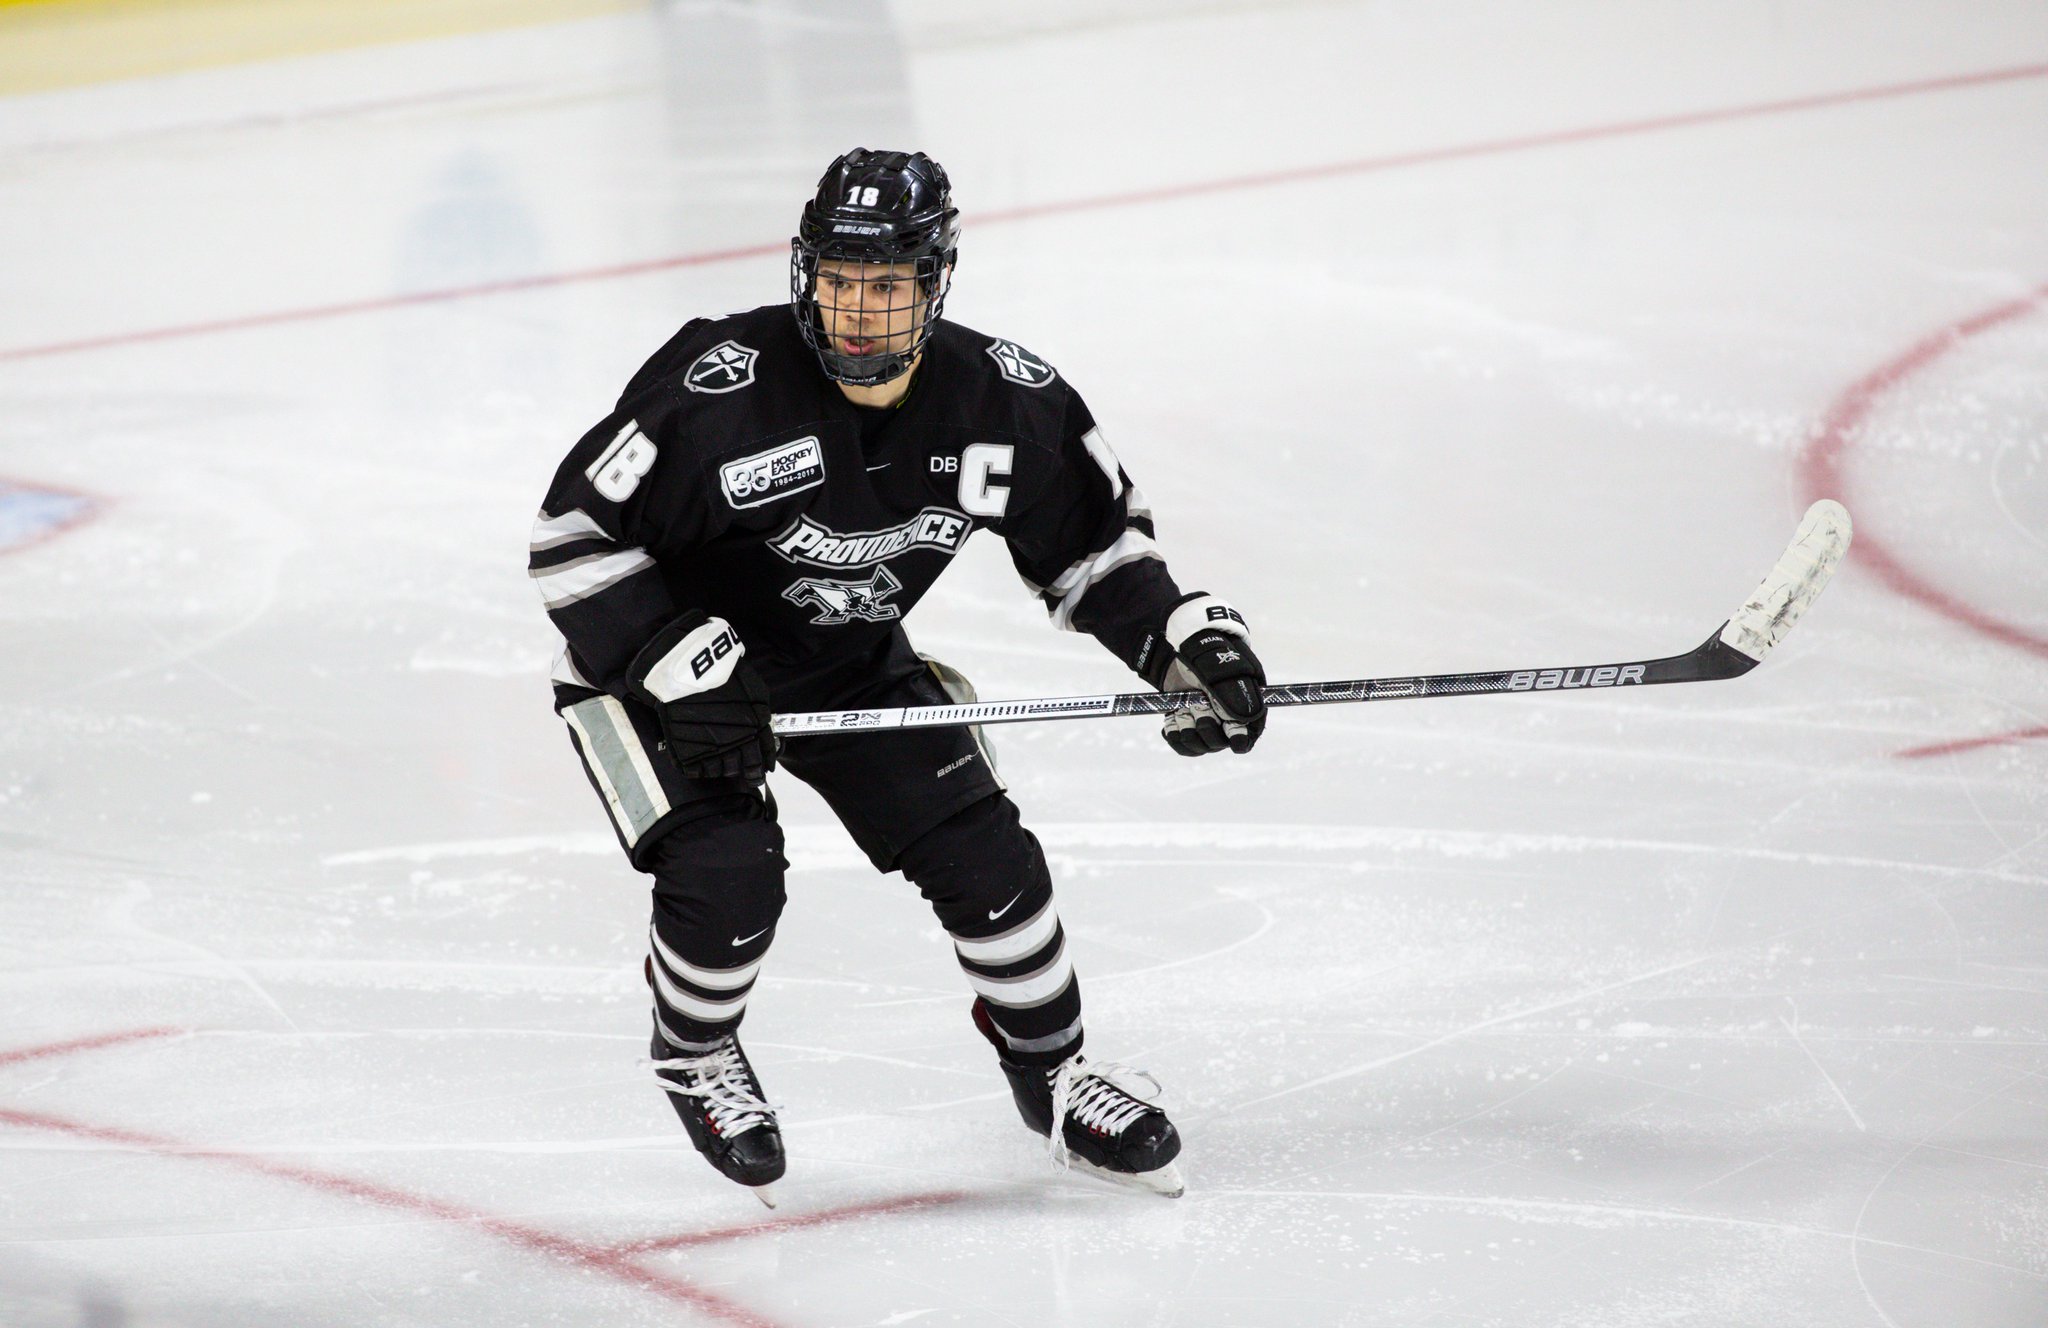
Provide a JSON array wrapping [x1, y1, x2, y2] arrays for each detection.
[[1780, 999, 1867, 1132], [1208, 1189, 2043, 1279], [1032, 823, 2048, 888], [104, 879, 304, 1034], [1844, 1062, 2042, 1327], [1087, 901, 1275, 984], [326, 823, 2048, 887], [791, 1087, 1014, 1133], [748, 1039, 986, 1078], [1233, 856, 2026, 1114], [9, 63, 2047, 364], [323, 832, 619, 866], [1682, 1145, 1795, 1197], [1231, 951, 1719, 1110]]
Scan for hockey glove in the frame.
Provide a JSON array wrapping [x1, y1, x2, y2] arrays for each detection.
[[625, 611, 779, 784], [1140, 593, 1267, 756]]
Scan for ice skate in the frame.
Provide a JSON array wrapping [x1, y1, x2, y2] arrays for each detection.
[[649, 1026, 786, 1207], [972, 999, 1185, 1198]]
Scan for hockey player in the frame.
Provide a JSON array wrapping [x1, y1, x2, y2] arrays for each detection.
[[529, 148, 1268, 1201]]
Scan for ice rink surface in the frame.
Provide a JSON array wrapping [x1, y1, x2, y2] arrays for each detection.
[[4, 1, 2047, 1324]]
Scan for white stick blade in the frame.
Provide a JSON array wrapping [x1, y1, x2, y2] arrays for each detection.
[[1718, 499, 1853, 663]]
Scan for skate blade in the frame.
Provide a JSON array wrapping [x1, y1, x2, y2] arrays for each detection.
[[747, 1181, 780, 1210], [1067, 1158, 1185, 1199]]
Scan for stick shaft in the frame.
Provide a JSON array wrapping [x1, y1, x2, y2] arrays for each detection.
[[771, 498, 1851, 738], [772, 630, 1754, 736]]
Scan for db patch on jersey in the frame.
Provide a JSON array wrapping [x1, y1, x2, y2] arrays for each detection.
[[721, 435, 825, 508], [685, 340, 759, 394], [985, 339, 1056, 388]]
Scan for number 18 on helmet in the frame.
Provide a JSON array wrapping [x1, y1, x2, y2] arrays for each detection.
[[790, 148, 960, 388]]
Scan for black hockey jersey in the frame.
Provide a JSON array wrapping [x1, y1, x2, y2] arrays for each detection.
[[529, 304, 1185, 705]]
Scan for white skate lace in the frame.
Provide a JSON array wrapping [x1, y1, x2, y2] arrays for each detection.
[[648, 1038, 780, 1137], [1046, 1056, 1163, 1171]]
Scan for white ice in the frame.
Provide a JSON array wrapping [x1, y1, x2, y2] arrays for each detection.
[[3, 2, 2046, 1325]]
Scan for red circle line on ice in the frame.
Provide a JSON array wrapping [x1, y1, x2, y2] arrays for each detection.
[[0, 1027, 981, 1328], [1794, 282, 2048, 757], [1, 60, 2044, 363]]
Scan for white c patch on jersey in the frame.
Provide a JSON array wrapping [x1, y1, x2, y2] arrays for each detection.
[[684, 340, 760, 394], [957, 442, 1014, 518]]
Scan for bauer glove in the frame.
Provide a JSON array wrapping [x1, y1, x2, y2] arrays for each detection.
[[625, 611, 780, 784], [1140, 593, 1268, 756]]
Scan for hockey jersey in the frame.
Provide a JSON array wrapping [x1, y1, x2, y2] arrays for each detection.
[[529, 304, 1186, 705]]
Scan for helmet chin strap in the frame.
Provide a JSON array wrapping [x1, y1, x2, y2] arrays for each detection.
[[828, 349, 923, 406], [818, 346, 915, 388]]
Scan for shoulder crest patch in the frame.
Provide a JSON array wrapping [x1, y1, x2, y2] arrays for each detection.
[[985, 339, 1056, 388], [685, 340, 759, 394]]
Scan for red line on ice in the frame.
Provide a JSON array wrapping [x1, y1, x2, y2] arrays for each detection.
[[1894, 725, 2048, 760], [0, 1026, 183, 1068], [3, 61, 2044, 363], [1793, 283, 2048, 759], [0, 1105, 789, 1328], [0, 1028, 787, 1327], [3, 1031, 991, 1324], [1797, 283, 2048, 663], [613, 1189, 975, 1255], [976, 62, 2048, 227], [0, 243, 786, 363]]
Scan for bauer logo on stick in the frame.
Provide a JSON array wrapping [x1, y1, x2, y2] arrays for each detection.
[[685, 340, 760, 394]]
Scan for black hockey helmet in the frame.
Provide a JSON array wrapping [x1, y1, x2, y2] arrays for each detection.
[[790, 148, 959, 387]]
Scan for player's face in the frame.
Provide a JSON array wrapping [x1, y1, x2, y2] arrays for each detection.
[[814, 260, 927, 362]]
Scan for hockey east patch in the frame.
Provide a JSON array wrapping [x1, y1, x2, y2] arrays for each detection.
[[0, 482, 96, 555], [720, 436, 825, 509]]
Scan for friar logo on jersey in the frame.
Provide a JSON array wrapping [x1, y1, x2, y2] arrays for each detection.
[[684, 340, 759, 394], [782, 566, 904, 625], [985, 339, 1056, 388], [768, 507, 970, 568]]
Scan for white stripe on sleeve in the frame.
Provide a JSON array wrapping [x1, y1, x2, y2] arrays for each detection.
[[1046, 529, 1162, 630], [530, 507, 609, 553], [532, 548, 658, 609]]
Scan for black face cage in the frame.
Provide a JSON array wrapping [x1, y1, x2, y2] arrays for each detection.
[[790, 244, 954, 388]]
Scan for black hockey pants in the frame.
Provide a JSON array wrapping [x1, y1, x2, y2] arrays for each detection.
[[562, 632, 1083, 1068]]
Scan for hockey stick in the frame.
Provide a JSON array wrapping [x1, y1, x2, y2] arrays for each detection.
[[771, 500, 1853, 737]]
